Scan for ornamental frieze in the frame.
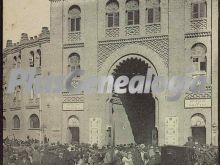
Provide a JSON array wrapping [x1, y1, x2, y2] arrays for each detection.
[[97, 35, 169, 72], [62, 93, 84, 103], [185, 86, 212, 100]]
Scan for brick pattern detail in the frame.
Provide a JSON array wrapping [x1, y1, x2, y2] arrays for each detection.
[[191, 19, 207, 31], [98, 36, 169, 71], [63, 96, 84, 103], [68, 32, 81, 42], [106, 28, 120, 38], [145, 24, 161, 34], [185, 86, 212, 99], [125, 26, 140, 36]]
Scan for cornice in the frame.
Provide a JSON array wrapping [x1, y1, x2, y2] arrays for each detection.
[[63, 43, 84, 49], [185, 31, 212, 38], [98, 35, 168, 45]]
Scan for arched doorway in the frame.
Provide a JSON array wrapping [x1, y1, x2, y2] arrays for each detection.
[[68, 116, 80, 143], [111, 56, 157, 145], [191, 113, 206, 144]]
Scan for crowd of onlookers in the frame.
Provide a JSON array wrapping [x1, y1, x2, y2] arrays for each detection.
[[3, 136, 219, 165], [183, 136, 219, 165]]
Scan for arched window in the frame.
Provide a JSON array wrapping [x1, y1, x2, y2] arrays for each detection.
[[68, 5, 81, 32], [192, 0, 207, 19], [36, 49, 41, 67], [3, 116, 6, 129], [126, 0, 139, 25], [68, 53, 80, 72], [30, 114, 40, 128], [13, 115, 20, 129], [146, 0, 160, 23], [106, 0, 119, 28], [191, 43, 207, 72], [29, 51, 34, 67]]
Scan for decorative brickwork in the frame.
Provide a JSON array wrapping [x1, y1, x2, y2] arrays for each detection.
[[105, 28, 120, 38], [145, 24, 161, 34], [71, 79, 80, 89], [125, 26, 140, 36], [185, 31, 211, 38], [98, 35, 168, 71], [63, 95, 84, 103], [63, 43, 84, 49], [185, 86, 212, 99], [68, 32, 81, 42], [191, 19, 207, 31]]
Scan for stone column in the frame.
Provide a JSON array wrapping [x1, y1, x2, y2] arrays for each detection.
[[139, 0, 146, 36], [168, 0, 185, 77], [119, 0, 125, 37]]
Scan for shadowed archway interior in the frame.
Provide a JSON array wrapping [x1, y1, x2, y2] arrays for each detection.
[[112, 57, 155, 144]]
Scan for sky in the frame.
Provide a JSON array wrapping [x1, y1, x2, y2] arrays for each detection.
[[3, 0, 50, 48]]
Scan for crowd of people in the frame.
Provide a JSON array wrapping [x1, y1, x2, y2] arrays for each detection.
[[3, 136, 219, 165], [183, 137, 219, 165]]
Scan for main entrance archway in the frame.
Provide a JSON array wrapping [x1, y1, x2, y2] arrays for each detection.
[[110, 56, 157, 145]]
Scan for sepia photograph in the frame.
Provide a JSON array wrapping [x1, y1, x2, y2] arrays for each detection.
[[2, 0, 219, 164]]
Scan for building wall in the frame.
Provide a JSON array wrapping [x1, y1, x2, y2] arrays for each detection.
[[3, 0, 218, 146]]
